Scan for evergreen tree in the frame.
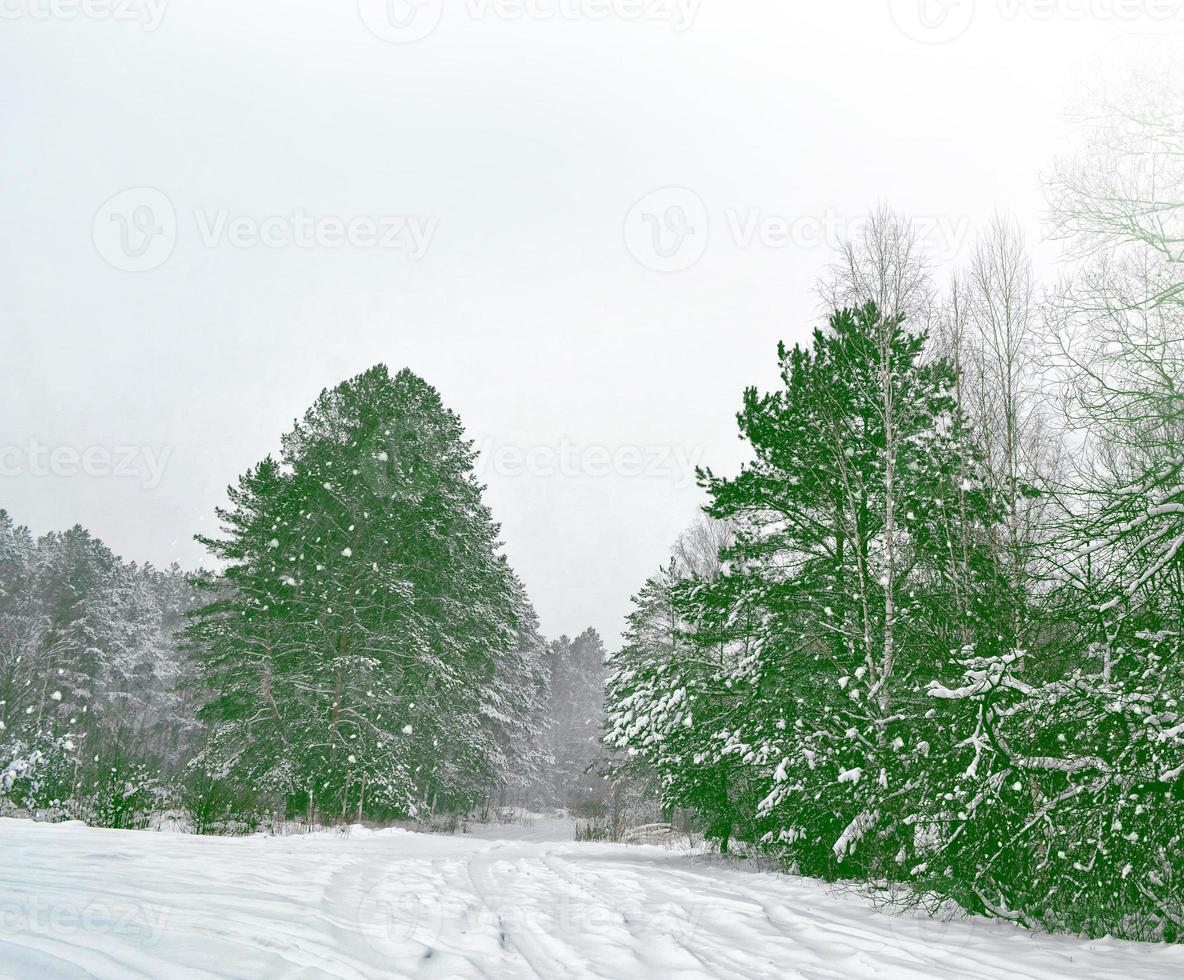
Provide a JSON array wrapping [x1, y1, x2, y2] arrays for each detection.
[[607, 304, 1001, 873], [187, 365, 546, 820], [0, 511, 201, 825], [707, 303, 999, 876], [605, 551, 757, 851], [539, 627, 608, 807]]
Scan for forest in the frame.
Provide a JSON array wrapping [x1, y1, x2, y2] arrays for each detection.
[[4, 71, 1184, 945]]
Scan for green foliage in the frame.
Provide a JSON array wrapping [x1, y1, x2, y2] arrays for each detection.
[[606, 302, 1184, 939], [179, 767, 267, 836], [610, 303, 1001, 870], [186, 365, 546, 821], [0, 730, 82, 819]]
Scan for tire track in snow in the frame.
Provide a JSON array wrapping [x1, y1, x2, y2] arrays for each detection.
[[5, 819, 1184, 980], [464, 842, 585, 979], [538, 847, 787, 979]]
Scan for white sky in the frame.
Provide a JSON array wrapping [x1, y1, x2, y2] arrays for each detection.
[[1, 1, 1178, 645]]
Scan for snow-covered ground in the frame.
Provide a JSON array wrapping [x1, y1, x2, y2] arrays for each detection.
[[2, 817, 1182, 979]]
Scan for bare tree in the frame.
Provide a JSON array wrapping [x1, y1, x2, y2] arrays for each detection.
[[1045, 64, 1184, 622], [671, 517, 733, 581], [966, 217, 1041, 645], [1047, 64, 1184, 318], [820, 205, 936, 327]]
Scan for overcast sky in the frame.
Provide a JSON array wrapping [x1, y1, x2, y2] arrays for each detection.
[[1, 1, 1176, 645]]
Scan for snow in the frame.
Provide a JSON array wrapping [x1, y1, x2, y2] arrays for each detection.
[[1, 817, 1182, 979]]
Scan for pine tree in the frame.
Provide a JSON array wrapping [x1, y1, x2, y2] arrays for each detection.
[[1, 511, 200, 824], [605, 554, 757, 851], [606, 304, 1001, 872], [187, 365, 545, 820], [539, 628, 608, 807]]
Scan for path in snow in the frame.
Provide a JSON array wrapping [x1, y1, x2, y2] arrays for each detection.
[[1, 816, 1182, 979]]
